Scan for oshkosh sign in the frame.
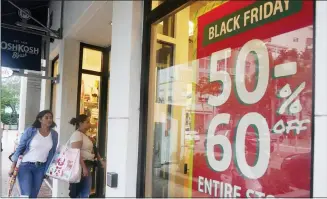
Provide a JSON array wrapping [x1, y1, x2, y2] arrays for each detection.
[[1, 41, 40, 59], [1, 29, 42, 71]]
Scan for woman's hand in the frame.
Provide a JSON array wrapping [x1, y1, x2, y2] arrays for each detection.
[[82, 165, 89, 177], [8, 167, 14, 177], [100, 160, 106, 168], [8, 163, 16, 177]]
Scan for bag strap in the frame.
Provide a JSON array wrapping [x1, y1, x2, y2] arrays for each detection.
[[65, 131, 83, 147]]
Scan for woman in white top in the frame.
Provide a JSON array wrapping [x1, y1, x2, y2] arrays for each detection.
[[9, 110, 58, 198], [68, 114, 105, 198]]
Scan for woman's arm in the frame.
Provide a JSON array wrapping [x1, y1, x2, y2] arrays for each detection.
[[11, 128, 32, 162], [9, 128, 32, 176], [97, 152, 106, 168], [71, 141, 89, 177]]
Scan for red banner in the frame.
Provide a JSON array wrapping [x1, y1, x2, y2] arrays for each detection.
[[193, 0, 313, 197]]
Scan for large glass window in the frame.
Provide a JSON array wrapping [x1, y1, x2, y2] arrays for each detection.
[[79, 74, 100, 138], [82, 48, 102, 72], [146, 0, 314, 198], [157, 16, 175, 38]]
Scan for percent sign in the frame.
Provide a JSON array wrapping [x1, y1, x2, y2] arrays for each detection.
[[274, 62, 306, 115]]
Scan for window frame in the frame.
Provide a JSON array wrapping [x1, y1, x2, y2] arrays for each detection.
[[50, 55, 59, 112], [77, 42, 110, 198], [138, 0, 316, 198]]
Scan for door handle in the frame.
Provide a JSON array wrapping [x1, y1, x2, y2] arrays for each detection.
[[184, 164, 188, 174]]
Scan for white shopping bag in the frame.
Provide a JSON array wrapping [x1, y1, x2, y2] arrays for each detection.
[[46, 145, 81, 183]]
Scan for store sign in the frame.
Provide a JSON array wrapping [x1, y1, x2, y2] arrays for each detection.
[[193, 0, 313, 198], [203, 1, 302, 46], [1, 67, 14, 78], [1, 28, 42, 71]]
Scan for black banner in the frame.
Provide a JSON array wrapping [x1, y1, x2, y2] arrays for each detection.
[[1, 28, 42, 71], [1, 0, 48, 27]]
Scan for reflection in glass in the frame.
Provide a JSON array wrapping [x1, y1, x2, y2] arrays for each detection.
[[152, 0, 166, 10], [51, 58, 59, 120], [147, 1, 313, 198], [157, 15, 175, 38]]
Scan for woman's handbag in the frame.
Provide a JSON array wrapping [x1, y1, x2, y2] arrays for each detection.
[[45, 139, 81, 183]]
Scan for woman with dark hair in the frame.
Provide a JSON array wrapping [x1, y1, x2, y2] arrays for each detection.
[[9, 110, 58, 198], [68, 114, 105, 198]]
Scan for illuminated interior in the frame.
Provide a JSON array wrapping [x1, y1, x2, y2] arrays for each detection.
[[82, 48, 102, 72], [146, 0, 313, 198]]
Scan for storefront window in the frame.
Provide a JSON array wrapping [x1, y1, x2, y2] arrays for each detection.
[[157, 15, 175, 38], [80, 74, 100, 139], [82, 48, 102, 72], [78, 44, 109, 197], [146, 0, 314, 198]]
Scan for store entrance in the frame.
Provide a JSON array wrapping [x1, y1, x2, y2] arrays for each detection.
[[77, 43, 110, 197]]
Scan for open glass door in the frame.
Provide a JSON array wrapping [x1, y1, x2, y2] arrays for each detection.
[[78, 44, 110, 197]]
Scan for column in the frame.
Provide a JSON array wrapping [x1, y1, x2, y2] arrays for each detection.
[[105, 1, 143, 197], [313, 1, 327, 197], [18, 76, 42, 132], [52, 38, 80, 197], [39, 64, 52, 111]]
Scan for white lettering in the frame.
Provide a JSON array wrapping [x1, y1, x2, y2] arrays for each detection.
[[259, 4, 263, 20], [273, 0, 284, 16], [264, 2, 274, 19], [223, 183, 233, 197], [235, 112, 270, 179], [227, 18, 233, 32], [206, 113, 232, 171], [251, 7, 259, 24], [205, 178, 212, 195], [234, 15, 240, 29], [235, 39, 269, 104], [213, 180, 220, 197], [208, 48, 232, 106], [215, 25, 220, 37], [1, 41, 39, 55], [286, 119, 311, 135], [233, 185, 241, 197], [244, 10, 251, 26], [246, 189, 255, 198], [209, 27, 215, 40], [284, 0, 290, 10], [273, 119, 311, 135], [220, 21, 227, 36], [198, 176, 204, 192]]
